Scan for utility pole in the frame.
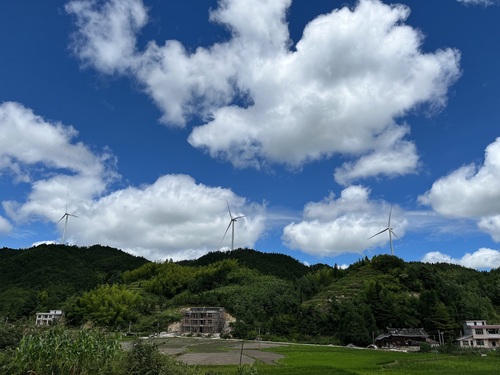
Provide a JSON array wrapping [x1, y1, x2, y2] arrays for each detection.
[[239, 339, 244, 366]]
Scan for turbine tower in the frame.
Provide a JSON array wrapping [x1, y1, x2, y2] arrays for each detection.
[[221, 201, 245, 250], [369, 205, 399, 255], [58, 194, 77, 244]]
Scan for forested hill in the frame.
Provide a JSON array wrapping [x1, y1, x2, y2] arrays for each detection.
[[178, 248, 310, 280], [2, 245, 500, 346], [0, 244, 148, 319], [117, 252, 500, 345]]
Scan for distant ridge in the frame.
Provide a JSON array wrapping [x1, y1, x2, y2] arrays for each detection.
[[178, 248, 310, 280], [0, 244, 149, 289], [0, 244, 149, 319]]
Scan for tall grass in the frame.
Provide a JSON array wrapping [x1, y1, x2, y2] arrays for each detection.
[[12, 325, 121, 375]]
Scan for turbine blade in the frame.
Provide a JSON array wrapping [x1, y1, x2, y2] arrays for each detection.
[[226, 200, 234, 220], [389, 229, 399, 240], [220, 221, 232, 244], [368, 228, 388, 239], [388, 205, 393, 227], [57, 214, 67, 223], [234, 215, 245, 220]]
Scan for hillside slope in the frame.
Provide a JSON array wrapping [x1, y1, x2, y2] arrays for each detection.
[[0, 244, 149, 319]]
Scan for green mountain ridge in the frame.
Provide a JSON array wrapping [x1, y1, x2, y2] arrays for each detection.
[[178, 248, 311, 280], [1, 245, 499, 346]]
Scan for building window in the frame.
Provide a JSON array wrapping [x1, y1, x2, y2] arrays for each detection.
[[487, 329, 499, 335], [476, 339, 485, 346], [475, 329, 484, 335]]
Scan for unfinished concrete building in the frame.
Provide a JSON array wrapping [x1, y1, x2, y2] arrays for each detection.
[[181, 307, 226, 335]]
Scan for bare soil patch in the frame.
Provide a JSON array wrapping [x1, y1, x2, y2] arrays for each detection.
[[146, 336, 287, 366], [177, 348, 285, 365]]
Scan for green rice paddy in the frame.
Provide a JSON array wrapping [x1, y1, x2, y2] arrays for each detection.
[[196, 342, 500, 375]]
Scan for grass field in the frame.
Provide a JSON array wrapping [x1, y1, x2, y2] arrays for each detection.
[[154, 337, 500, 375], [253, 345, 500, 375]]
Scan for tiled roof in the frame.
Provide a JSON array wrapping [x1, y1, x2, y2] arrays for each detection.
[[375, 328, 428, 341]]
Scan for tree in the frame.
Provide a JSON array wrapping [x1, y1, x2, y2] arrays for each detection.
[[66, 284, 144, 327], [338, 300, 372, 346]]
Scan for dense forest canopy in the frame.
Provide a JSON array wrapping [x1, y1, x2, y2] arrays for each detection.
[[0, 244, 148, 320], [1, 245, 499, 346]]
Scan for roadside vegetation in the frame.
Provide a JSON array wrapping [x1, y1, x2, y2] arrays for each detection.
[[0, 323, 205, 375]]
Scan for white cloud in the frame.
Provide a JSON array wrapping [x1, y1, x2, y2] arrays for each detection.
[[457, 0, 494, 6], [0, 103, 265, 260], [66, 0, 460, 183], [66, 0, 147, 74], [65, 174, 266, 261], [334, 125, 419, 185], [0, 102, 108, 182], [282, 185, 407, 257], [0, 215, 12, 234], [422, 248, 500, 270], [419, 138, 500, 242], [478, 216, 500, 242], [0, 101, 115, 224]]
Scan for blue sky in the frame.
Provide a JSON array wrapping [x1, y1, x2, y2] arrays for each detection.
[[1, 0, 500, 269]]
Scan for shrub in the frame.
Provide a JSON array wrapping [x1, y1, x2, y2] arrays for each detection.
[[436, 343, 460, 355], [126, 339, 203, 375], [419, 342, 432, 353], [126, 339, 165, 375], [0, 320, 31, 350], [0, 348, 16, 374], [237, 365, 259, 375]]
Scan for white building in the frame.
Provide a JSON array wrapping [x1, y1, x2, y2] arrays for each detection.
[[456, 320, 500, 349], [35, 310, 64, 325]]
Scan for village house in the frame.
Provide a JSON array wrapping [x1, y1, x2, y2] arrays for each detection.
[[375, 328, 429, 347], [181, 307, 226, 335], [35, 310, 64, 325], [456, 320, 500, 349]]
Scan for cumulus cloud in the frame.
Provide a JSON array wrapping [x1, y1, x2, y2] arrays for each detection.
[[66, 0, 148, 74], [0, 103, 265, 260], [334, 125, 419, 185], [0, 102, 108, 183], [422, 248, 500, 270], [66, 0, 460, 183], [0, 101, 115, 224], [419, 138, 500, 241], [282, 185, 407, 257], [64, 174, 266, 261]]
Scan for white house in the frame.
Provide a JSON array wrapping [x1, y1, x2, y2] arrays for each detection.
[[456, 320, 500, 349], [35, 310, 64, 325]]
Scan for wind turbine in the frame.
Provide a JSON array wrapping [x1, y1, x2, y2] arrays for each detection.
[[368, 205, 399, 256], [58, 194, 78, 244], [221, 201, 245, 250]]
